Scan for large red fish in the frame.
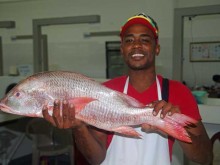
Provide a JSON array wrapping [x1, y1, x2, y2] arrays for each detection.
[[0, 71, 197, 142]]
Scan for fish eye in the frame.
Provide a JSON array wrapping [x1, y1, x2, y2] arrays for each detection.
[[15, 92, 20, 97]]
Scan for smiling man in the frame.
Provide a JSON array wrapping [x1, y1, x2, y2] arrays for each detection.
[[43, 13, 213, 165]]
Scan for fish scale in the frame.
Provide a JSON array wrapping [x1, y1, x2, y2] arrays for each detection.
[[0, 71, 197, 142]]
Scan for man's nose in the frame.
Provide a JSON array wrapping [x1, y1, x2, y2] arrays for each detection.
[[133, 40, 142, 48]]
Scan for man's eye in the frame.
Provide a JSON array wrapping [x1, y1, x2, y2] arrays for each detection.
[[124, 38, 134, 43], [141, 38, 150, 43]]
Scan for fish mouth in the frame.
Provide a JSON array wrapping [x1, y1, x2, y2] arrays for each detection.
[[0, 103, 15, 114]]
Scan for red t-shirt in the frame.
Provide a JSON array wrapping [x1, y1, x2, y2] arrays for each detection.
[[102, 75, 201, 159]]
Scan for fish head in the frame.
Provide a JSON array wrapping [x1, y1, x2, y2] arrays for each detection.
[[0, 77, 50, 117]]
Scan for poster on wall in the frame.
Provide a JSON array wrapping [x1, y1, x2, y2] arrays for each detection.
[[190, 41, 220, 62]]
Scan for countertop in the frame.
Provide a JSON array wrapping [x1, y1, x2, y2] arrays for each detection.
[[198, 98, 220, 124]]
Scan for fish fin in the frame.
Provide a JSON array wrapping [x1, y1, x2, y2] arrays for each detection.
[[159, 121, 192, 143], [112, 126, 142, 138], [166, 113, 197, 126], [68, 97, 97, 113], [155, 114, 198, 143]]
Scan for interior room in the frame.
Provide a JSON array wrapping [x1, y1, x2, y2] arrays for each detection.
[[0, 0, 220, 165]]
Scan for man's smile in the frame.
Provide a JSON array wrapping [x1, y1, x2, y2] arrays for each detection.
[[131, 53, 145, 60]]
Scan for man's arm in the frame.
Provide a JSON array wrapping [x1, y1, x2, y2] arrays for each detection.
[[142, 100, 213, 164], [179, 121, 213, 165], [73, 125, 107, 164]]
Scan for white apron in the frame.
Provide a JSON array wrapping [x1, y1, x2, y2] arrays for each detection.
[[101, 76, 170, 165]]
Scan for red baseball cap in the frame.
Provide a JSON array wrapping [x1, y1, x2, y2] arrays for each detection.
[[120, 13, 159, 44]]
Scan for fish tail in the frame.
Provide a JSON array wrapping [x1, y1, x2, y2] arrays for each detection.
[[155, 114, 197, 143], [162, 120, 192, 143], [166, 113, 197, 127]]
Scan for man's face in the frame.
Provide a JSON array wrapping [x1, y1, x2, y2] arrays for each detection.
[[120, 24, 160, 71]]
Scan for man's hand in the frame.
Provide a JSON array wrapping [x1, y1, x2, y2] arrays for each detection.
[[141, 100, 180, 132], [42, 99, 85, 129]]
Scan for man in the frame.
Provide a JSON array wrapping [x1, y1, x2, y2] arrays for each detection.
[[43, 13, 212, 165]]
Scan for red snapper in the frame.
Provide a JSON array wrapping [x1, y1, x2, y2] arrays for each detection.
[[0, 71, 197, 142]]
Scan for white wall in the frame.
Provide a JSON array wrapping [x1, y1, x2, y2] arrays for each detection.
[[0, 0, 220, 81], [175, 0, 220, 8], [0, 0, 174, 79], [183, 14, 220, 88]]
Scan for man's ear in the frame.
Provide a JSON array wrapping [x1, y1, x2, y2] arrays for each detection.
[[120, 44, 124, 56], [155, 44, 160, 56]]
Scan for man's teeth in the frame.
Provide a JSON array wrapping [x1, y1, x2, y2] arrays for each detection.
[[132, 54, 144, 57]]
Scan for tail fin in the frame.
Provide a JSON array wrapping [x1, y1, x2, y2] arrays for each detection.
[[155, 114, 197, 143], [166, 113, 197, 127]]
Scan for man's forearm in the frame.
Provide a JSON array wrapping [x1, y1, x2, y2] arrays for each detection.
[[73, 125, 106, 165], [180, 121, 213, 164]]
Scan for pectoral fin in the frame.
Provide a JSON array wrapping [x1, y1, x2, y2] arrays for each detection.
[[68, 97, 97, 113]]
